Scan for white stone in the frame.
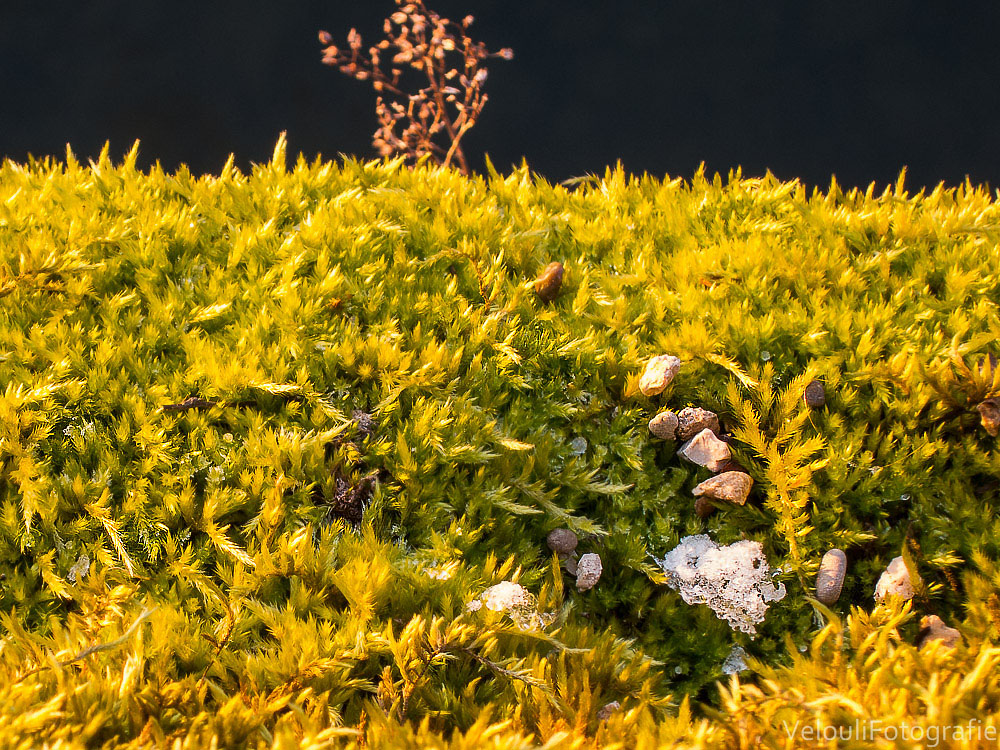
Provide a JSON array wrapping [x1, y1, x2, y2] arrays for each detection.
[[874, 556, 914, 601], [576, 553, 603, 591], [639, 355, 681, 396], [677, 429, 732, 472]]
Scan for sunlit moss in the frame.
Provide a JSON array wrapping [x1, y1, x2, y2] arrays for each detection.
[[0, 139, 998, 746]]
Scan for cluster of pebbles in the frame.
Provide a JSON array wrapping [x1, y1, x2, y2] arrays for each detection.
[[546, 528, 603, 592], [638, 353, 964, 650], [641, 355, 754, 516], [518, 349, 969, 712]]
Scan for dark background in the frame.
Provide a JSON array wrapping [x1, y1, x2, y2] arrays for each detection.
[[3, 1, 999, 190]]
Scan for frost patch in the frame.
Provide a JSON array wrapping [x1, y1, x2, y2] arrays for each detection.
[[655, 534, 785, 636], [467, 581, 554, 630]]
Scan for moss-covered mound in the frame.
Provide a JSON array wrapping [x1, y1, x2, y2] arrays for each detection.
[[1, 138, 998, 747]]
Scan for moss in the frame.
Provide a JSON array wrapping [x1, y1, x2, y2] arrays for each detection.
[[0, 140, 997, 746]]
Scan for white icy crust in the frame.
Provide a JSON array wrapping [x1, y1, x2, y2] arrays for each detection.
[[656, 534, 786, 636], [467, 581, 555, 630]]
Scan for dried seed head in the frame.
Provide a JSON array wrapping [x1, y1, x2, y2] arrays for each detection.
[[815, 548, 847, 605], [576, 553, 603, 591], [639, 355, 681, 396], [546, 528, 578, 554], [804, 380, 826, 409], [675, 406, 721, 441], [534, 261, 564, 302], [648, 411, 679, 440]]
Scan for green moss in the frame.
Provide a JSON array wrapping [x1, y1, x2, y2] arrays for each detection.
[[0, 139, 998, 746]]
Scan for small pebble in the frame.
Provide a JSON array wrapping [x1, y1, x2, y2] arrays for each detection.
[[875, 556, 914, 601], [804, 380, 826, 409], [815, 549, 847, 605], [563, 550, 579, 577], [534, 262, 564, 302], [639, 355, 681, 396], [677, 429, 732, 472], [648, 411, 679, 440], [977, 398, 1000, 437], [918, 615, 961, 649], [576, 553, 603, 591], [692, 471, 753, 505], [597, 701, 620, 721], [694, 496, 716, 518], [675, 407, 721, 441], [547, 528, 578, 554]]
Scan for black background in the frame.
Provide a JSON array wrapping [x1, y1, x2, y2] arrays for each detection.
[[3, 1, 999, 190]]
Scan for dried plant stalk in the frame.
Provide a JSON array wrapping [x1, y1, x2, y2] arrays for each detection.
[[320, 1, 512, 175]]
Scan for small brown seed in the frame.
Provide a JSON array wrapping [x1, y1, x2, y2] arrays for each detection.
[[639, 355, 681, 396], [815, 548, 847, 605], [534, 262, 564, 302], [648, 411, 679, 440], [547, 528, 578, 554], [675, 407, 721, 441], [977, 398, 1000, 437], [804, 380, 826, 409]]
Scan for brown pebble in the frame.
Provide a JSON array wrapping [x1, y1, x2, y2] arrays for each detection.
[[639, 355, 681, 396], [675, 407, 721, 441], [534, 262, 564, 302], [815, 549, 847, 605], [977, 398, 1000, 437], [648, 411, 679, 440], [804, 380, 826, 409], [597, 701, 620, 721], [547, 528, 578, 554], [694, 496, 716, 518], [918, 615, 961, 649], [692, 471, 753, 505]]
